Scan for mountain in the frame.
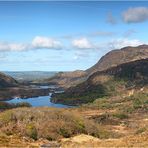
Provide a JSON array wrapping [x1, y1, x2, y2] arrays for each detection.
[[42, 70, 87, 88], [86, 44, 148, 74], [51, 58, 148, 105], [0, 59, 147, 147], [0, 72, 18, 88], [4, 71, 57, 82], [47, 45, 148, 88], [0, 72, 52, 100]]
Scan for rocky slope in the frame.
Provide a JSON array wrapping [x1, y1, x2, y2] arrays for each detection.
[[52, 58, 148, 105], [46, 45, 148, 88], [0, 72, 18, 88]]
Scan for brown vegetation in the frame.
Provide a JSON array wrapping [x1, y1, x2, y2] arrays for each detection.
[[0, 107, 110, 142]]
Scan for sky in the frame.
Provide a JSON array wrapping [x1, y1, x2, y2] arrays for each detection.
[[0, 1, 148, 71]]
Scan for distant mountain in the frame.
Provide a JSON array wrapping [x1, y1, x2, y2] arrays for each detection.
[[47, 45, 148, 88], [43, 70, 87, 88], [52, 58, 148, 105], [4, 71, 58, 82], [0, 72, 18, 88], [0, 71, 55, 100], [86, 45, 148, 75]]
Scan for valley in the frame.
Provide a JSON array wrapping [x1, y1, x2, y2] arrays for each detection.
[[0, 44, 148, 147], [1, 1, 148, 147]]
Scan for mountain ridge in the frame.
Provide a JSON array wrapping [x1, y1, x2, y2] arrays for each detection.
[[46, 44, 148, 88], [86, 44, 148, 75], [51, 58, 148, 105]]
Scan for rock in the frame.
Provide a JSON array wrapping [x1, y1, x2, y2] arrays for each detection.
[[40, 141, 60, 148]]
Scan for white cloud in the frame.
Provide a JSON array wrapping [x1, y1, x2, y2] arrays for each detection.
[[32, 36, 62, 49], [72, 38, 94, 49], [73, 38, 145, 59], [107, 38, 143, 49], [0, 36, 62, 52], [0, 35, 145, 56], [0, 42, 29, 52], [122, 7, 148, 23]]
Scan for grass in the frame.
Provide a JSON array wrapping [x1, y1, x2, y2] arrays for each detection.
[[113, 113, 128, 119], [135, 127, 148, 134], [85, 97, 113, 109], [121, 92, 148, 114], [84, 90, 148, 114]]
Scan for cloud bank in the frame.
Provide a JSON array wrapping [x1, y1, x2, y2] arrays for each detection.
[[123, 7, 148, 23], [72, 38, 144, 59], [0, 42, 29, 52], [0, 35, 145, 55]]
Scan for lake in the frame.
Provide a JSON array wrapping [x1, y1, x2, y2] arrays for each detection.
[[6, 95, 71, 108]]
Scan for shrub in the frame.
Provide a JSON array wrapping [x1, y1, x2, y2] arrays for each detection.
[[0, 102, 32, 110], [59, 128, 71, 138], [135, 127, 147, 134], [113, 113, 128, 119], [75, 120, 85, 132], [26, 124, 38, 140], [15, 102, 32, 108], [0, 102, 13, 109], [0, 108, 105, 141], [0, 111, 17, 124]]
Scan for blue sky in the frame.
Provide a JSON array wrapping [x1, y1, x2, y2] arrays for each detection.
[[0, 1, 148, 71]]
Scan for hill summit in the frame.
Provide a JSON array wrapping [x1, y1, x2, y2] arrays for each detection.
[[86, 44, 148, 75]]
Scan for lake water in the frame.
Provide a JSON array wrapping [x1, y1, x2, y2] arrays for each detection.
[[6, 95, 71, 108]]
